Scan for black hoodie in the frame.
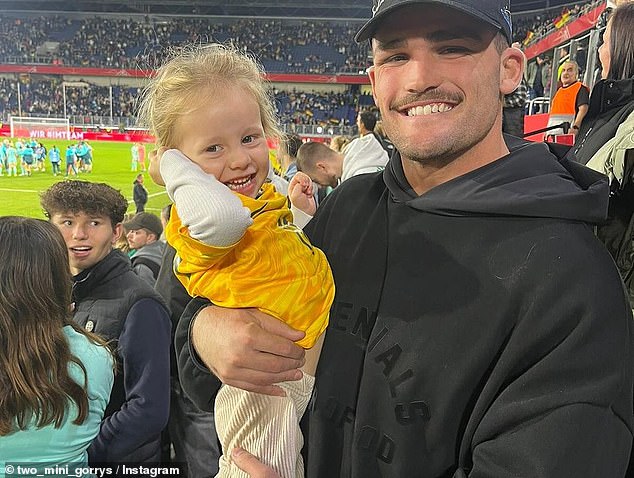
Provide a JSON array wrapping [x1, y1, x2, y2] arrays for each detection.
[[177, 140, 634, 477]]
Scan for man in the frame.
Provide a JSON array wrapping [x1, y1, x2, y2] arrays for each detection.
[[171, 1, 634, 477], [296, 137, 388, 188], [40, 180, 170, 465], [125, 211, 165, 286], [526, 54, 550, 113], [550, 60, 590, 135], [358, 110, 394, 154], [133, 173, 148, 213]]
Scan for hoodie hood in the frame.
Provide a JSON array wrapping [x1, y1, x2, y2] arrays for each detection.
[[384, 139, 609, 224], [342, 133, 389, 181]]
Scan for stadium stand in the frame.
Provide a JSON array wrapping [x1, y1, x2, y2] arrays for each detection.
[[0, 1, 607, 139]]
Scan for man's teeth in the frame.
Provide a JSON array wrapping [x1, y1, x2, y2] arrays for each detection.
[[407, 103, 454, 116]]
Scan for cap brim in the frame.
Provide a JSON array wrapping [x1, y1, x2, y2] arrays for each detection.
[[355, 0, 505, 43]]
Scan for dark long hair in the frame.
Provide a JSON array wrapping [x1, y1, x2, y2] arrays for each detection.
[[607, 4, 634, 81], [0, 217, 105, 436]]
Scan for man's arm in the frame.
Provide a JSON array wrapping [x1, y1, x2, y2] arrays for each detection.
[[88, 298, 171, 461], [573, 86, 591, 132], [176, 301, 307, 402]]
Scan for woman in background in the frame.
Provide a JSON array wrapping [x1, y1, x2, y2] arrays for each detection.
[[573, 3, 634, 308], [0, 217, 113, 476]]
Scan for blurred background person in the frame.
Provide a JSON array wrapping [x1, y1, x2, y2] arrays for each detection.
[[0, 217, 113, 473], [133, 173, 148, 213], [573, 3, 634, 308]]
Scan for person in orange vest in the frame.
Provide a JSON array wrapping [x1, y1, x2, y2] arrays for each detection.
[[550, 60, 590, 135]]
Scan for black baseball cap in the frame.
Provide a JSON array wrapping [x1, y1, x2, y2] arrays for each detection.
[[355, 0, 513, 43], [124, 212, 163, 238]]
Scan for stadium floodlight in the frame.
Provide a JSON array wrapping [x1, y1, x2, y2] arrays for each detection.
[[9, 116, 71, 140]]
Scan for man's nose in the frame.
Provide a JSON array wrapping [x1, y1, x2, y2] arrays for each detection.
[[403, 55, 439, 94], [72, 225, 88, 239]]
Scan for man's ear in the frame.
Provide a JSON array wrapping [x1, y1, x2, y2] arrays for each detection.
[[112, 223, 123, 244], [368, 64, 378, 103], [500, 46, 525, 95], [316, 161, 328, 173]]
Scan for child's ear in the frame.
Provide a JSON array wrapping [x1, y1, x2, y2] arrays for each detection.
[[500, 46, 525, 95]]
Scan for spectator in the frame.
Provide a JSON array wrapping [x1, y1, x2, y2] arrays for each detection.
[[0, 217, 113, 474], [328, 134, 352, 152], [296, 138, 388, 188], [525, 54, 550, 112], [550, 60, 590, 135], [124, 212, 165, 286], [573, 3, 634, 308], [358, 109, 394, 154], [176, 1, 634, 477], [133, 173, 148, 213], [40, 180, 170, 466], [279, 133, 304, 182]]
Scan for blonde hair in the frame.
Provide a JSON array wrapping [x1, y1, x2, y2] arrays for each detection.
[[137, 43, 282, 148], [329, 135, 352, 153]]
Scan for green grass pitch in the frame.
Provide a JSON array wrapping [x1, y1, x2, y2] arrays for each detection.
[[0, 140, 169, 218]]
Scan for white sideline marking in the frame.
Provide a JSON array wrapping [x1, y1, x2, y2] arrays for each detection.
[[0, 187, 39, 193]]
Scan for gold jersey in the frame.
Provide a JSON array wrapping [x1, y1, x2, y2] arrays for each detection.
[[166, 183, 334, 349]]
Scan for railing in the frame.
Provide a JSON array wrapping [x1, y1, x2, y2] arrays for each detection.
[[527, 97, 551, 115]]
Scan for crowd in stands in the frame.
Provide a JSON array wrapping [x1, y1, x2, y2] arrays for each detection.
[[0, 1, 607, 131], [0, 3, 602, 75], [513, 0, 604, 47], [0, 15, 370, 74], [0, 77, 370, 128]]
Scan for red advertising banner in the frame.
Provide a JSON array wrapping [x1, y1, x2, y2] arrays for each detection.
[[524, 3, 606, 60]]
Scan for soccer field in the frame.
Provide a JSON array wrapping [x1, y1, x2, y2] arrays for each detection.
[[0, 140, 169, 218]]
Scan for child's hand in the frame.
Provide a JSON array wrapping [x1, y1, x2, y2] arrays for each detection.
[[288, 172, 316, 216], [148, 146, 169, 186]]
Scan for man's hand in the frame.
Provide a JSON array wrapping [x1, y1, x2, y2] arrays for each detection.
[[148, 146, 168, 186], [192, 305, 306, 396], [288, 172, 317, 216], [231, 448, 281, 478]]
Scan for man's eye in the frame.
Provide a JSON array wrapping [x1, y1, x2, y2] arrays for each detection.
[[382, 54, 407, 63], [440, 46, 470, 54]]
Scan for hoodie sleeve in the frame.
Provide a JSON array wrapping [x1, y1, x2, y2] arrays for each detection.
[[88, 298, 171, 461]]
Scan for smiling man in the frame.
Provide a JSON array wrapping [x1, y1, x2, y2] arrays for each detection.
[[176, 1, 634, 477], [40, 180, 171, 466]]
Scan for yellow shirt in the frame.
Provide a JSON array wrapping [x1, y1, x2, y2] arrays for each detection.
[[166, 183, 334, 349]]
